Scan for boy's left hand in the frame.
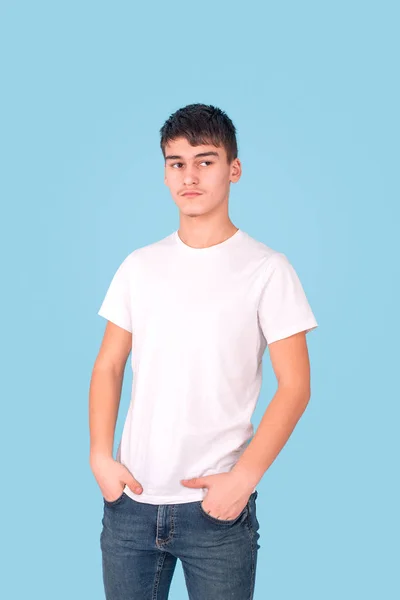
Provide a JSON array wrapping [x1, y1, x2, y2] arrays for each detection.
[[180, 471, 254, 520]]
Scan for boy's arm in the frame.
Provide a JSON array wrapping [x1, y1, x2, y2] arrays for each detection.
[[89, 321, 132, 464], [231, 330, 312, 488]]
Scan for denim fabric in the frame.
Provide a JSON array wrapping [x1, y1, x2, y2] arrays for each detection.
[[100, 490, 260, 599]]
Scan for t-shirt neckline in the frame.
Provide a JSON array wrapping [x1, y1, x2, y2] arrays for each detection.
[[174, 228, 243, 253]]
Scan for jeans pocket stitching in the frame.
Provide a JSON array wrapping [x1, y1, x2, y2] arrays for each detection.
[[198, 500, 248, 525], [103, 491, 126, 506]]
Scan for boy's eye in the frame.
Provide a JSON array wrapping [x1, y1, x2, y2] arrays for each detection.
[[170, 161, 213, 168]]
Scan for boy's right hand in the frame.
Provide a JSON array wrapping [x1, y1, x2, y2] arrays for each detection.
[[90, 454, 143, 501]]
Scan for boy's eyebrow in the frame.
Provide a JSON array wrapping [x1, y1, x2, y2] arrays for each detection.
[[165, 151, 220, 161]]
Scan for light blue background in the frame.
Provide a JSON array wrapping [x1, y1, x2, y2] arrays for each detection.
[[1, 1, 399, 598]]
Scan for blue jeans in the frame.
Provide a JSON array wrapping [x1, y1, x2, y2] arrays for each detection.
[[100, 490, 260, 599]]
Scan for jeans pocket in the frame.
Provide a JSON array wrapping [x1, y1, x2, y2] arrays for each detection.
[[103, 491, 126, 507], [198, 499, 249, 525]]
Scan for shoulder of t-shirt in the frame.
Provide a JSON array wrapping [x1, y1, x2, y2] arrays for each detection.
[[240, 230, 287, 265], [117, 232, 176, 270]]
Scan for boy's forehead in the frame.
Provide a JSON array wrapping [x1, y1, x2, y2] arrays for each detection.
[[165, 137, 222, 157]]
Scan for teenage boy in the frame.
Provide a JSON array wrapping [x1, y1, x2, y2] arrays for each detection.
[[89, 103, 318, 599]]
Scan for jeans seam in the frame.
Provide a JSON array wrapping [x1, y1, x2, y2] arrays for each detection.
[[246, 503, 256, 600], [152, 551, 168, 600]]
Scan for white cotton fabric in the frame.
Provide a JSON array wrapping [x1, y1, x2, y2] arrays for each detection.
[[97, 229, 318, 504]]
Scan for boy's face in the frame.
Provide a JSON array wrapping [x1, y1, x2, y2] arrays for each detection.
[[163, 137, 241, 218]]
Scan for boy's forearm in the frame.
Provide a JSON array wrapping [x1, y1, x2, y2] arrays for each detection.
[[89, 366, 124, 463], [231, 384, 311, 489]]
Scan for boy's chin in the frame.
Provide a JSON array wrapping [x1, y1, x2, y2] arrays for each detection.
[[177, 202, 209, 217], [180, 208, 211, 218]]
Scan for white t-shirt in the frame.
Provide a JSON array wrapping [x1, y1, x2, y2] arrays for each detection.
[[97, 228, 318, 505]]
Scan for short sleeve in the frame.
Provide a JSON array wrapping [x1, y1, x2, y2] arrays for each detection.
[[258, 252, 318, 345], [97, 255, 132, 333]]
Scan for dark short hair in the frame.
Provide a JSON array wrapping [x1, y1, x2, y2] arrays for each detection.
[[159, 103, 238, 163]]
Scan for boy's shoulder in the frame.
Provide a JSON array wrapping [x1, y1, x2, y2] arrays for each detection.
[[120, 231, 176, 265], [239, 230, 284, 264]]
